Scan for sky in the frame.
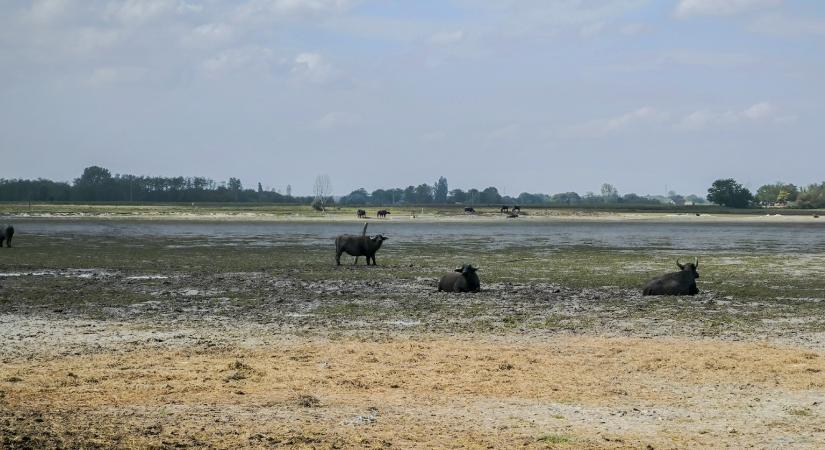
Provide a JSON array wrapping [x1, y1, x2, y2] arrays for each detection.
[[1, 0, 824, 196]]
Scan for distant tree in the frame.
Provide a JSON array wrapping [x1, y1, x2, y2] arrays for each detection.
[[433, 176, 449, 203], [684, 194, 706, 205], [707, 178, 753, 208], [517, 192, 550, 205], [796, 183, 825, 209], [312, 174, 332, 211], [228, 177, 242, 201], [600, 183, 619, 202], [480, 186, 501, 204], [756, 182, 798, 205], [668, 193, 686, 206], [402, 185, 416, 203], [74, 166, 114, 201], [551, 192, 581, 205], [341, 188, 369, 205], [414, 184, 433, 203], [621, 193, 660, 205], [448, 189, 467, 203]]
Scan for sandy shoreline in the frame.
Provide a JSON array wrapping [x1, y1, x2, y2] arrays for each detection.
[[2, 210, 823, 224]]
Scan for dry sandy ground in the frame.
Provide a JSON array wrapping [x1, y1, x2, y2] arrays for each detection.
[[2, 329, 824, 449]]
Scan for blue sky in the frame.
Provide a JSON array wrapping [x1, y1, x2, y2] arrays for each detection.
[[1, 0, 824, 196]]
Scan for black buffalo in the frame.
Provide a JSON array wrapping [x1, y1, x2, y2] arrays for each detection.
[[377, 209, 391, 218], [464, 207, 476, 214], [335, 233, 388, 266], [356, 209, 367, 219], [642, 258, 700, 296], [512, 205, 521, 213], [0, 225, 14, 248], [438, 264, 480, 293], [500, 205, 509, 213]]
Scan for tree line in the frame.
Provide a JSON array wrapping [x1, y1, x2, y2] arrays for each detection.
[[1, 166, 823, 209], [339, 178, 705, 207], [0, 166, 310, 203], [707, 179, 825, 209]]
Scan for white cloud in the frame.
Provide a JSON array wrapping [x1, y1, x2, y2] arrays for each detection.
[[675, 0, 782, 18], [234, 0, 359, 23], [619, 22, 646, 35], [290, 52, 337, 84], [486, 123, 521, 140], [88, 66, 149, 86], [429, 30, 464, 45], [104, 0, 177, 23], [747, 14, 825, 37], [22, 0, 73, 24], [313, 111, 363, 130], [742, 101, 774, 120], [569, 107, 668, 138], [676, 102, 781, 130], [201, 46, 275, 76], [177, 1, 203, 14], [182, 22, 235, 47], [602, 107, 668, 132], [579, 21, 605, 37], [676, 109, 738, 130]]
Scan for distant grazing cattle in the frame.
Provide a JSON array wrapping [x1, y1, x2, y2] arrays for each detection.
[[438, 264, 480, 293], [377, 209, 391, 219], [356, 209, 367, 219], [0, 225, 14, 248], [512, 205, 521, 213], [500, 205, 509, 213], [642, 258, 700, 296], [464, 207, 476, 214]]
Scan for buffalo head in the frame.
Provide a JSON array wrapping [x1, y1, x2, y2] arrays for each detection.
[[676, 258, 699, 279]]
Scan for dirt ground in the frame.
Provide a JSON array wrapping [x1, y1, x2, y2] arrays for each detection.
[[2, 275, 825, 449], [1, 218, 825, 448]]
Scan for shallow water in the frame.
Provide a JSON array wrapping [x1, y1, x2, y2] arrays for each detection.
[[8, 219, 825, 253]]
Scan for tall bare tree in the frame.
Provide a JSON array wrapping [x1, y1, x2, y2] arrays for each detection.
[[313, 174, 332, 212]]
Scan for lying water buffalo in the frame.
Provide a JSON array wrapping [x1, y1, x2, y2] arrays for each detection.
[[0, 225, 14, 248], [464, 207, 476, 214], [356, 209, 367, 219], [377, 209, 390, 218], [335, 225, 388, 266], [438, 264, 480, 293], [642, 258, 700, 296]]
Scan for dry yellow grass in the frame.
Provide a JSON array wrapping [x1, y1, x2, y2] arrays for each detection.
[[2, 336, 824, 448]]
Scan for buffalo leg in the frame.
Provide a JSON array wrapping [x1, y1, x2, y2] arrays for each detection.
[[353, 256, 359, 265], [336, 250, 342, 266], [0, 237, 4, 248]]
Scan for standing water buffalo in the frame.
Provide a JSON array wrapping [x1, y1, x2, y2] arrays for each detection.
[[438, 264, 480, 293], [377, 209, 391, 218], [642, 258, 700, 296], [335, 223, 388, 266], [356, 209, 367, 219], [0, 225, 14, 248], [500, 205, 509, 213]]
